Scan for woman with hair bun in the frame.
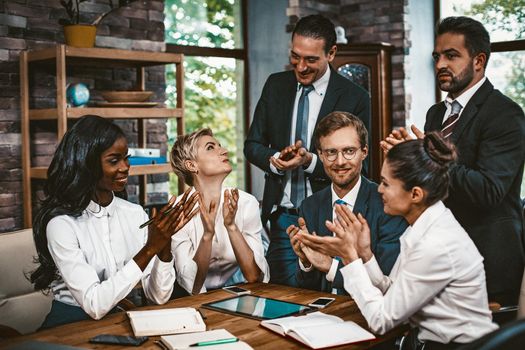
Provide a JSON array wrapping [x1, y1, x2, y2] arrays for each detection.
[[298, 132, 497, 349]]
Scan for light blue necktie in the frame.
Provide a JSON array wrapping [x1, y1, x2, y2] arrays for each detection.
[[290, 85, 314, 208]]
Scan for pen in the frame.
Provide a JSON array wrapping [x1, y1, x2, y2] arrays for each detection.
[[189, 337, 239, 347], [139, 206, 176, 229]]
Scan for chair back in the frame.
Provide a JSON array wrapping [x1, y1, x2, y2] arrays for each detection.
[[0, 229, 53, 334], [457, 319, 525, 350]]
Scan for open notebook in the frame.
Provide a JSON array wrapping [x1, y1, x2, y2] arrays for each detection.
[[260, 311, 375, 349], [160, 329, 253, 350], [127, 307, 205, 336]]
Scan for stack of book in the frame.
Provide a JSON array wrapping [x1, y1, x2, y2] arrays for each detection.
[[128, 147, 167, 165]]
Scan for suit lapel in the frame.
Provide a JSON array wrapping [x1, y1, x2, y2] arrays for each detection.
[[451, 80, 494, 143], [353, 176, 370, 216], [311, 66, 342, 152], [318, 187, 333, 236], [429, 103, 447, 131], [283, 72, 300, 147]]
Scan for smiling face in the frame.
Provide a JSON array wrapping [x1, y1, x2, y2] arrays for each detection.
[[378, 160, 413, 218], [433, 32, 484, 98], [318, 126, 367, 198], [95, 136, 129, 205], [191, 135, 232, 180], [290, 34, 336, 86]]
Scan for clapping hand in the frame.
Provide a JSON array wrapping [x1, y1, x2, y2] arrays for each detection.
[[333, 205, 373, 262], [147, 187, 199, 251], [297, 204, 363, 265], [199, 195, 218, 239], [223, 188, 239, 230], [270, 140, 313, 171], [287, 217, 333, 272], [380, 125, 425, 154]]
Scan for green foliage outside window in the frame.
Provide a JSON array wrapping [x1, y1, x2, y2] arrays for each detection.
[[164, 0, 244, 195]]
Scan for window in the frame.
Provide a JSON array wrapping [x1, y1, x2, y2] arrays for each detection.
[[164, 0, 247, 193], [439, 0, 525, 197]]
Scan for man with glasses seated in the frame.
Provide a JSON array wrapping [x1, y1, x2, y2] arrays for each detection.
[[287, 111, 407, 294]]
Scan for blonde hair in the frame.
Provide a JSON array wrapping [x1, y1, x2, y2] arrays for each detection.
[[170, 128, 213, 186]]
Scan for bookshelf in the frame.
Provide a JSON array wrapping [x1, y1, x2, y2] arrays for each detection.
[[20, 44, 184, 228]]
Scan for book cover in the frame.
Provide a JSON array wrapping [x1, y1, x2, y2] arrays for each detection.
[[128, 156, 167, 165]]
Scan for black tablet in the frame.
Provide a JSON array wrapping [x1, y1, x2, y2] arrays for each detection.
[[201, 294, 312, 320]]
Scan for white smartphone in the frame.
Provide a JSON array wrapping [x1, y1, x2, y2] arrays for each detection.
[[308, 297, 335, 308], [222, 286, 251, 295]]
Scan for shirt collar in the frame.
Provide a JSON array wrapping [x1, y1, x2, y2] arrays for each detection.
[[331, 176, 361, 209], [86, 194, 116, 218], [402, 200, 447, 248], [445, 76, 486, 111], [296, 65, 331, 97]]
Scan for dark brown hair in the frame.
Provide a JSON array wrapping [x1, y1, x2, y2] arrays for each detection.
[[292, 14, 336, 54], [386, 132, 457, 205], [437, 16, 491, 68]]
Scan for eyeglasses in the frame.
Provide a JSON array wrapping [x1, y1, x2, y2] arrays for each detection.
[[320, 147, 360, 162]]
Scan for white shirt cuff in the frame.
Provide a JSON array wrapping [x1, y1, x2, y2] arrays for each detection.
[[269, 152, 284, 175], [299, 258, 313, 272], [152, 255, 175, 275], [124, 259, 145, 281], [325, 258, 339, 282], [363, 255, 385, 286], [304, 153, 318, 173]]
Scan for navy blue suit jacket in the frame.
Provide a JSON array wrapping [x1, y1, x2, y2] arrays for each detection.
[[244, 68, 370, 225], [297, 176, 407, 293]]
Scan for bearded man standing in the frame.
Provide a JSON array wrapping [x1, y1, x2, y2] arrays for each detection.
[[384, 16, 525, 307]]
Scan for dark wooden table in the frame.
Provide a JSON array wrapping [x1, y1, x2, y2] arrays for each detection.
[[2, 283, 406, 349]]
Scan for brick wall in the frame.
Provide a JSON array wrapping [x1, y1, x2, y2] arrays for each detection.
[[286, 0, 410, 127], [0, 0, 167, 232]]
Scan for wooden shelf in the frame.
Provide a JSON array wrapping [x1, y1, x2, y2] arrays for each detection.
[[30, 164, 172, 180], [27, 45, 183, 67], [28, 107, 183, 120]]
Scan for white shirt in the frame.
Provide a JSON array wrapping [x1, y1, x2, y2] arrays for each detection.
[[270, 67, 331, 208], [442, 76, 486, 124], [172, 188, 270, 294], [340, 201, 497, 343], [47, 196, 176, 320]]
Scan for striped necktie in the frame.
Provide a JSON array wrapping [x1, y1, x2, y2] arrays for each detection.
[[441, 100, 462, 139], [290, 85, 314, 208]]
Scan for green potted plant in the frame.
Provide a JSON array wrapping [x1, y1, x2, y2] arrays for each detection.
[[60, 0, 138, 48]]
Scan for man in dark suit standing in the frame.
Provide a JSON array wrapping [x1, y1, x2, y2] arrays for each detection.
[[382, 16, 525, 306], [288, 112, 406, 293], [244, 15, 370, 286]]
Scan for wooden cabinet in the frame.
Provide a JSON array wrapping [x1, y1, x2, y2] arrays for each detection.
[[333, 42, 393, 182], [20, 44, 184, 228]]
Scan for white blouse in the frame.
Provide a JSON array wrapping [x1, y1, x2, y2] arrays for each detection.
[[172, 188, 269, 294], [341, 201, 497, 343], [47, 196, 175, 320]]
